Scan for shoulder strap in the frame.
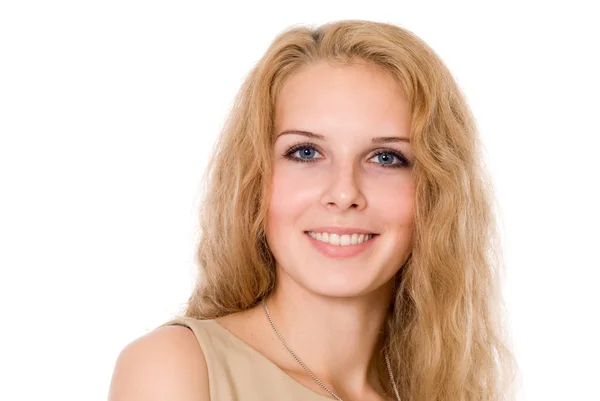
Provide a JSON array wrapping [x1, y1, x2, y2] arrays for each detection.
[[159, 317, 237, 400]]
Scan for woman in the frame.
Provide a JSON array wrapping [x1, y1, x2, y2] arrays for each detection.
[[109, 20, 517, 401]]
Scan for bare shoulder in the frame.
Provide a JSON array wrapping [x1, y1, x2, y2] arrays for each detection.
[[108, 325, 209, 401]]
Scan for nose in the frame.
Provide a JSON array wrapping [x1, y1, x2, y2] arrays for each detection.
[[320, 161, 367, 212]]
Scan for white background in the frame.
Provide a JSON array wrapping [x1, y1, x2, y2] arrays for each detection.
[[1, 1, 598, 400]]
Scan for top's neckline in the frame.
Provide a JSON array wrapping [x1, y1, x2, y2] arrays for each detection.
[[206, 318, 337, 400]]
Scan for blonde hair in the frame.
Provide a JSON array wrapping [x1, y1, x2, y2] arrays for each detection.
[[184, 20, 517, 401]]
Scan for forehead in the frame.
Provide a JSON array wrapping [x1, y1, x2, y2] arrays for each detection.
[[274, 61, 411, 140]]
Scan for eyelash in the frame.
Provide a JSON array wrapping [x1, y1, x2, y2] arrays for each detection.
[[283, 141, 411, 169]]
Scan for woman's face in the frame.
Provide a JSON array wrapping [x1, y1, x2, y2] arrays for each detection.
[[266, 61, 415, 298]]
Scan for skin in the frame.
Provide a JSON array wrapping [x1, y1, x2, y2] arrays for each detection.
[[217, 60, 415, 401]]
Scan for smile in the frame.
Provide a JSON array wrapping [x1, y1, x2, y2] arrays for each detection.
[[304, 231, 378, 259], [306, 231, 375, 246]]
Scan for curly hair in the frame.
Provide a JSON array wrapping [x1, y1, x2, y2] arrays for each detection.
[[183, 20, 518, 401]]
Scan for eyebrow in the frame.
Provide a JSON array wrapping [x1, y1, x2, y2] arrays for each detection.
[[276, 129, 410, 144]]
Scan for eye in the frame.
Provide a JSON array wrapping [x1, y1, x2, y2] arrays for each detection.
[[369, 150, 410, 168], [283, 143, 323, 163]]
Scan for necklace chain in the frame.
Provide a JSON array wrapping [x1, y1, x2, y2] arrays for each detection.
[[262, 299, 401, 401]]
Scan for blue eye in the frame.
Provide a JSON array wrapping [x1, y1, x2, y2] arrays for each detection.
[[296, 147, 321, 160], [283, 142, 410, 168], [283, 143, 323, 163], [370, 151, 403, 167]]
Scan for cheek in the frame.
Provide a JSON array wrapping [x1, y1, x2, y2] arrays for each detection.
[[266, 165, 319, 234], [370, 176, 415, 227]]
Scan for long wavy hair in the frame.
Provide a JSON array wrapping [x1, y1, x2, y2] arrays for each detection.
[[183, 20, 517, 401]]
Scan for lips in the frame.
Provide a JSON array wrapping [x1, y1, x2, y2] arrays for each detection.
[[304, 231, 378, 258]]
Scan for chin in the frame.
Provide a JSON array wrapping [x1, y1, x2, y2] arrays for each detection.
[[294, 267, 390, 299]]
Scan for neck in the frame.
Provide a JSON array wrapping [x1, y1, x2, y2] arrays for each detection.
[[262, 267, 395, 398]]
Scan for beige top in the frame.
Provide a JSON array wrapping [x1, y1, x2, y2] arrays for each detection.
[[159, 317, 335, 401]]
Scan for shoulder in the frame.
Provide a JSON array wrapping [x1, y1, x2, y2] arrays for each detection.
[[108, 324, 209, 401]]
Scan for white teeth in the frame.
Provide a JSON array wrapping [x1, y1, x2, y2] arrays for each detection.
[[307, 231, 374, 246]]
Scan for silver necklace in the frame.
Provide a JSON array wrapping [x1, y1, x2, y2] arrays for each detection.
[[262, 299, 402, 401]]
